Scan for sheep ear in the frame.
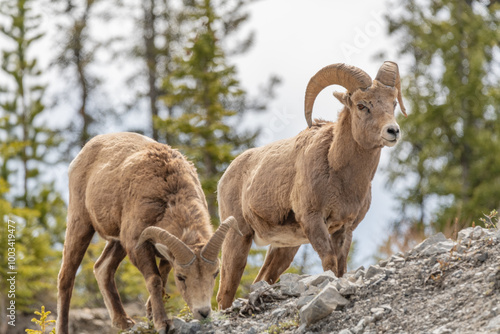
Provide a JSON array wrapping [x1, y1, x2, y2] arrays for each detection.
[[333, 91, 352, 107]]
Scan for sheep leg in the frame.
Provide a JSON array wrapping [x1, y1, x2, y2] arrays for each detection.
[[129, 246, 170, 332], [331, 227, 352, 277], [56, 216, 95, 334], [253, 246, 300, 284], [94, 240, 134, 329], [146, 259, 171, 321], [217, 228, 253, 310], [302, 216, 338, 274]]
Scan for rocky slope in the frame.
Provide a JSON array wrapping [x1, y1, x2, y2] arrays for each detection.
[[31, 226, 499, 334], [162, 225, 500, 334]]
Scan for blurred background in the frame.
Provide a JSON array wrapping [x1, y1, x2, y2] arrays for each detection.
[[1, 0, 499, 331]]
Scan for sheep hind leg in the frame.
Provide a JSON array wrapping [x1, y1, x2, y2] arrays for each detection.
[[217, 228, 253, 310], [253, 246, 300, 284], [94, 240, 134, 329], [129, 246, 170, 332], [146, 259, 171, 321], [56, 216, 95, 334]]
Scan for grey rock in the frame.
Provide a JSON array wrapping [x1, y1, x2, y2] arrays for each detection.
[[299, 285, 349, 325], [281, 280, 307, 297], [250, 280, 270, 293], [431, 325, 452, 334], [232, 298, 245, 309], [296, 294, 315, 309], [299, 270, 337, 287], [280, 273, 301, 284], [365, 265, 385, 280], [413, 233, 448, 253], [245, 327, 258, 334], [354, 269, 365, 279], [173, 318, 201, 334], [270, 307, 286, 319], [338, 329, 353, 334], [486, 314, 500, 330], [420, 240, 456, 256], [389, 254, 405, 264], [336, 278, 357, 296], [379, 259, 389, 267], [370, 307, 385, 321], [458, 227, 474, 241], [475, 251, 488, 262], [317, 278, 331, 289]]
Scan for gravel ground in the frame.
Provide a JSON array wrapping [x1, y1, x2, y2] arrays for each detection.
[[33, 225, 499, 334]]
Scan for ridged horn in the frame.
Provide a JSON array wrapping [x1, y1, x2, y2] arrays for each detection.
[[304, 63, 372, 127], [375, 61, 407, 117], [200, 216, 241, 264], [137, 226, 195, 267]]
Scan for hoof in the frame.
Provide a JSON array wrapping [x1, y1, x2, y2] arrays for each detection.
[[113, 317, 135, 330]]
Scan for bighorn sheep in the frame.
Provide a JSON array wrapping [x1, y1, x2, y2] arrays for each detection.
[[216, 62, 406, 309], [56, 132, 239, 334]]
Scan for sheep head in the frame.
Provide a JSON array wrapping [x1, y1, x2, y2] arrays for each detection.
[[305, 61, 407, 149], [137, 216, 240, 320]]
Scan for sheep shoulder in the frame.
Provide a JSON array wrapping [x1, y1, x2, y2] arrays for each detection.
[[71, 132, 209, 241]]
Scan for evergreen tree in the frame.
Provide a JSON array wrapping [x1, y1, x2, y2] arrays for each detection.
[[384, 0, 500, 250], [158, 0, 277, 221], [0, 0, 66, 313]]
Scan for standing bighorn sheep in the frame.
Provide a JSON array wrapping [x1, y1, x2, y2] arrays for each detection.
[[216, 62, 407, 309], [56, 132, 239, 334]]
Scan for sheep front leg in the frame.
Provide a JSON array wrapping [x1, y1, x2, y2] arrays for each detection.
[[129, 246, 170, 333], [302, 215, 338, 274], [331, 226, 351, 277]]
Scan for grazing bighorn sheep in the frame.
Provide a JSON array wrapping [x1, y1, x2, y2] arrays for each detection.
[[216, 62, 407, 309], [56, 132, 239, 334]]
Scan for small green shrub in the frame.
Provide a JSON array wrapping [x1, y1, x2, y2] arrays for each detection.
[[25, 306, 56, 334]]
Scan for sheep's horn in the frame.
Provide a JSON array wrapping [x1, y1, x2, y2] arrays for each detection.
[[375, 61, 407, 117], [200, 216, 241, 264], [304, 63, 372, 127], [137, 227, 195, 267]]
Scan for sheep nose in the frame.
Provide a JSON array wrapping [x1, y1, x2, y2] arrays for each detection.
[[197, 307, 211, 319], [385, 124, 400, 138]]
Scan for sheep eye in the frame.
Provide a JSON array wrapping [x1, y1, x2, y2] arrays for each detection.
[[176, 275, 186, 282], [357, 104, 370, 113]]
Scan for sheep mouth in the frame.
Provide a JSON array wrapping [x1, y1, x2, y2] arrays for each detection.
[[382, 137, 398, 146]]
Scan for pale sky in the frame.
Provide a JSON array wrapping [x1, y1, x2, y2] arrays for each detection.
[[5, 0, 406, 270]]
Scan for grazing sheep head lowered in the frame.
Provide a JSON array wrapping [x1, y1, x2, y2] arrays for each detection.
[[216, 61, 406, 310], [136, 217, 239, 319], [56, 132, 241, 334]]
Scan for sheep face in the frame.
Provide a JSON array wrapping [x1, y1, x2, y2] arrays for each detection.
[[171, 254, 219, 320], [335, 80, 401, 149]]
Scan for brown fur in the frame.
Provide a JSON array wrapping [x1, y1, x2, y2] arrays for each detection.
[[217, 80, 403, 309], [56, 132, 220, 334]]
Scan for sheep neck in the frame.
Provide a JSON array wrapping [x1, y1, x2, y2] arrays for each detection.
[[328, 109, 382, 193]]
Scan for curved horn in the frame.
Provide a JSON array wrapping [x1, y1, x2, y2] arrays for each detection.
[[137, 226, 195, 266], [200, 216, 241, 264], [375, 61, 407, 117], [304, 63, 372, 127]]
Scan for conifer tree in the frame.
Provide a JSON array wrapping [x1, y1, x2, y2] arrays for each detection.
[[0, 0, 66, 312], [384, 0, 500, 249], [158, 0, 276, 221]]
